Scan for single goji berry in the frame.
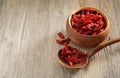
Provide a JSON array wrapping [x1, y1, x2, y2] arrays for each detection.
[[58, 32, 65, 39]]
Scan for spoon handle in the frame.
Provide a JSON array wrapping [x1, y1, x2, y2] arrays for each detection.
[[87, 37, 120, 58]]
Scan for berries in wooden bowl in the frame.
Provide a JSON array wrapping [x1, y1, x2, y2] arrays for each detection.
[[66, 7, 110, 47]]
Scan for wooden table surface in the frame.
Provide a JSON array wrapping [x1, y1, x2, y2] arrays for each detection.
[[0, 0, 120, 78]]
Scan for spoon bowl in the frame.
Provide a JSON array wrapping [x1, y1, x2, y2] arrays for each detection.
[[58, 49, 88, 69], [57, 37, 120, 69]]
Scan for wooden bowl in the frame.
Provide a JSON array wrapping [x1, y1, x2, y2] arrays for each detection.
[[66, 7, 110, 47]]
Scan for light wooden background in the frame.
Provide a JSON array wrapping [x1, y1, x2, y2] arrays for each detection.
[[0, 0, 120, 78]]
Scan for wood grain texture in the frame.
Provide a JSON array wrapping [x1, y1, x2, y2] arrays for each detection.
[[0, 0, 120, 78]]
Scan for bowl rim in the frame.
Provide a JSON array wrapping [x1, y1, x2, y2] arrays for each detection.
[[68, 6, 110, 37]]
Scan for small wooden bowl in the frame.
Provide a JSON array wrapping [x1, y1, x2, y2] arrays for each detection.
[[66, 7, 110, 47]]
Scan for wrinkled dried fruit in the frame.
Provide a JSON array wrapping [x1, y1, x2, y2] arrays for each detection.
[[56, 38, 70, 45], [71, 8, 106, 35], [58, 32, 65, 39]]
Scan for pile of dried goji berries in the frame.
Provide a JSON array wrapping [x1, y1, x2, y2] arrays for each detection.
[[71, 8, 106, 35], [59, 45, 86, 66], [56, 32, 86, 66]]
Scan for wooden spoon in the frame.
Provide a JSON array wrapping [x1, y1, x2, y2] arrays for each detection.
[[58, 37, 120, 69]]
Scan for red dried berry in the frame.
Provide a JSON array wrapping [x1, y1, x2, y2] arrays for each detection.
[[58, 32, 65, 39], [56, 39, 67, 45], [68, 61, 73, 66], [64, 38, 70, 46], [56, 38, 70, 46]]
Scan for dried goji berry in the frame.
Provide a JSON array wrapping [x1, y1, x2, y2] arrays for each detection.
[[56, 39, 67, 45], [56, 38, 70, 46], [58, 32, 65, 39]]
